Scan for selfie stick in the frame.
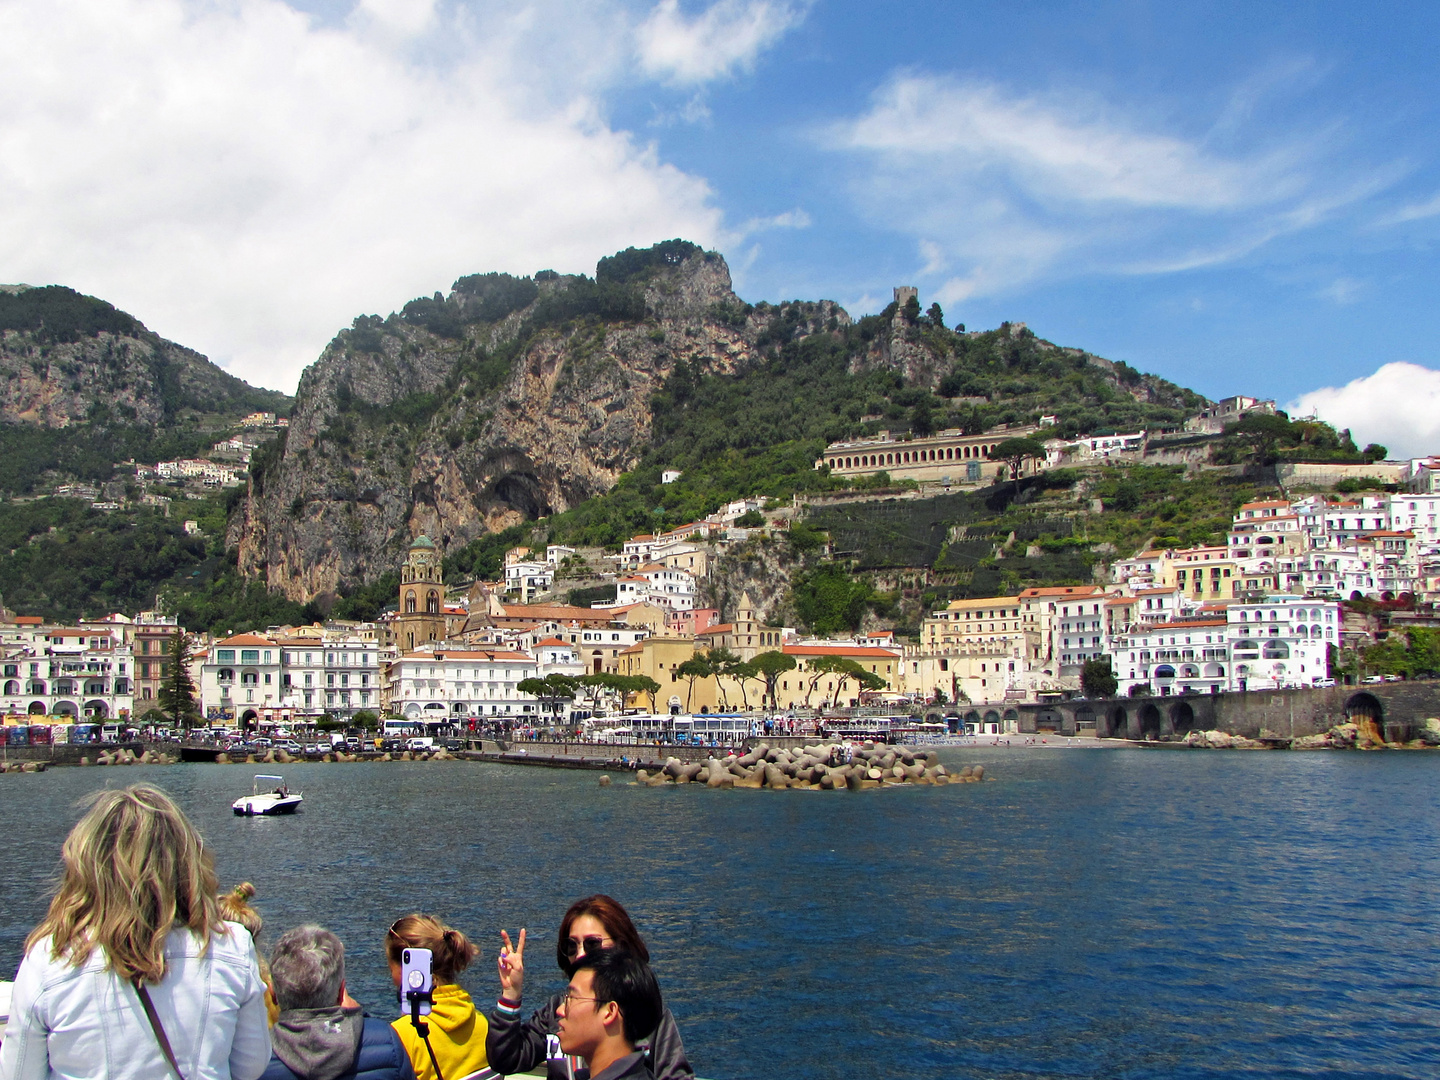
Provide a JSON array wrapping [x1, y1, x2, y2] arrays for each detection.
[[406, 988, 445, 1080]]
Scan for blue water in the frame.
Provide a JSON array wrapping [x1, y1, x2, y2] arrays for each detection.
[[2, 750, 1438, 1079]]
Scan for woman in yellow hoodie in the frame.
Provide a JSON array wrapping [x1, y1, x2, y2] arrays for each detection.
[[387, 913, 498, 1080]]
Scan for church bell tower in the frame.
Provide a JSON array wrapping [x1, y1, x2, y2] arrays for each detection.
[[396, 535, 446, 652]]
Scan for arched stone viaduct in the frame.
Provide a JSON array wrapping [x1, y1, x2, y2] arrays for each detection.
[[1007, 682, 1440, 743]]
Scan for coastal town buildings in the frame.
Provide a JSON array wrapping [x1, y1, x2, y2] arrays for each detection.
[[388, 648, 541, 721], [0, 624, 134, 720]]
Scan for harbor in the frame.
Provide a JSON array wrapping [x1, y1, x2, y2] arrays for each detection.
[[2, 750, 1437, 1079]]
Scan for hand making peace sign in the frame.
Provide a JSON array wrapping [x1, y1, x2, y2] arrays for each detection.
[[498, 927, 526, 1000]]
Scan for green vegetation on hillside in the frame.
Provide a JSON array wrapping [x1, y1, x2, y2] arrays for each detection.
[[0, 425, 224, 494], [528, 307, 1205, 549], [0, 286, 141, 343], [0, 498, 219, 620]]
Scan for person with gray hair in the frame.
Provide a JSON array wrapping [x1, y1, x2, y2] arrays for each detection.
[[260, 925, 416, 1080]]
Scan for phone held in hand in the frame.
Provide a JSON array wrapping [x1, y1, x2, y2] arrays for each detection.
[[401, 947, 434, 1017]]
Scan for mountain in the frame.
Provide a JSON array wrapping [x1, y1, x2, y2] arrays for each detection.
[[0, 285, 292, 492], [235, 240, 1205, 603]]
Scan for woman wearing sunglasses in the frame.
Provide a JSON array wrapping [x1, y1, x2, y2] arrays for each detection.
[[486, 895, 693, 1080]]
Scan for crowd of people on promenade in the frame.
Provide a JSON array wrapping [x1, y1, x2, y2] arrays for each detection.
[[0, 784, 692, 1080]]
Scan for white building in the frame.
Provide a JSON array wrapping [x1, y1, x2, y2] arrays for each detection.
[[1112, 618, 1231, 697], [1228, 595, 1338, 691], [276, 633, 381, 718], [389, 648, 540, 721], [504, 560, 554, 603], [0, 625, 134, 720], [200, 634, 283, 725], [1055, 595, 1109, 670], [1387, 495, 1440, 550], [596, 565, 697, 612], [1273, 550, 1374, 598]]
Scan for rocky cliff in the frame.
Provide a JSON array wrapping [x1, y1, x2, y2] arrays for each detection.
[[0, 285, 289, 429], [234, 243, 847, 601]]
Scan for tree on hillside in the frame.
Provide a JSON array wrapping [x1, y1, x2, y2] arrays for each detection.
[[1081, 657, 1118, 699], [1223, 413, 1293, 467], [156, 630, 199, 729], [989, 436, 1048, 495], [750, 650, 797, 710], [1362, 443, 1388, 462]]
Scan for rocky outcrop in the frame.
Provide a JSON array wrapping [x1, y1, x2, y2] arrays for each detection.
[[0, 285, 289, 429], [235, 247, 838, 602]]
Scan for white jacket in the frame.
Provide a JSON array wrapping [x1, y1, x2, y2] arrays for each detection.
[[0, 921, 271, 1080]]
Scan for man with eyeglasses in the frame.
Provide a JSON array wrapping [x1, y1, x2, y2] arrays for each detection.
[[555, 950, 663, 1080]]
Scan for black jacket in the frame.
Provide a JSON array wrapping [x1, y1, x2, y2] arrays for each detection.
[[486, 992, 691, 1080], [590, 1051, 654, 1080]]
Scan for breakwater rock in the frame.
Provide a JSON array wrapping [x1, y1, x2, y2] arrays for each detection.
[[632, 742, 985, 790]]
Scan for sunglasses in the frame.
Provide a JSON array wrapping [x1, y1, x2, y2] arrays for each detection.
[[561, 935, 608, 959]]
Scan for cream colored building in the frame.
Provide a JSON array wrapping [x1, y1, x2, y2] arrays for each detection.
[[818, 425, 1043, 485], [921, 596, 1027, 657]]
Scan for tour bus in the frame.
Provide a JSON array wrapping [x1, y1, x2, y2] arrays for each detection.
[[588, 712, 754, 746], [381, 718, 426, 745]]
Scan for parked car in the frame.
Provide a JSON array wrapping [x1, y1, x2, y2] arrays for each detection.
[[345, 736, 362, 751], [406, 736, 435, 751], [250, 737, 273, 749], [277, 740, 302, 753], [444, 738, 463, 751]]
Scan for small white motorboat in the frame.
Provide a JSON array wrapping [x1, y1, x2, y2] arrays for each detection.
[[232, 775, 303, 816]]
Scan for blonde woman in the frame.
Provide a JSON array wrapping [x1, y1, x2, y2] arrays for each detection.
[[386, 914, 495, 1080], [219, 882, 280, 1027], [0, 784, 271, 1080]]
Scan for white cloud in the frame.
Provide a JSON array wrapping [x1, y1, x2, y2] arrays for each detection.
[[0, 0, 726, 392], [1289, 362, 1440, 459], [826, 72, 1383, 302], [1373, 190, 1440, 227], [1317, 276, 1364, 305], [352, 0, 437, 37], [637, 0, 807, 85], [736, 208, 810, 236]]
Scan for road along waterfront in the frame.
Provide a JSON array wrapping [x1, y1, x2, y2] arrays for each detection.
[[2, 749, 1437, 1080]]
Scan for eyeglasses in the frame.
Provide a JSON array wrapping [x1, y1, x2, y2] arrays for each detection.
[[561, 935, 608, 959], [562, 989, 600, 1006]]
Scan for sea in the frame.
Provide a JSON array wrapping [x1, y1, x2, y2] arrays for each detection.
[[1, 749, 1437, 1079]]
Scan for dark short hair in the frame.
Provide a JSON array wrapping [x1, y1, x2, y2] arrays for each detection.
[[270, 925, 345, 1011], [570, 948, 663, 1047], [556, 894, 650, 972]]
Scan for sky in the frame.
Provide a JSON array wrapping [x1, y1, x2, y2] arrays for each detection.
[[4, 1, 1440, 454]]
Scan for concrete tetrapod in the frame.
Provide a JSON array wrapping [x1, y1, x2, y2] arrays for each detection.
[[624, 742, 966, 791]]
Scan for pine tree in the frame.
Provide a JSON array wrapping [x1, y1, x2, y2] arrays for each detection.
[[156, 629, 199, 728]]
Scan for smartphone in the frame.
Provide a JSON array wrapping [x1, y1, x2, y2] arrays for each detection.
[[400, 947, 433, 1017]]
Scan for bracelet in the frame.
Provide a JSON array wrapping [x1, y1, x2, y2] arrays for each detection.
[[497, 995, 522, 1010]]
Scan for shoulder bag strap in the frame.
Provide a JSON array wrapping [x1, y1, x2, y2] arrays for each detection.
[[132, 977, 185, 1080]]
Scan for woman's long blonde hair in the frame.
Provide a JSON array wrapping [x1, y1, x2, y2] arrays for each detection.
[[27, 784, 224, 983]]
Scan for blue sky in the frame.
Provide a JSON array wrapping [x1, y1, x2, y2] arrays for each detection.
[[4, 1, 1440, 451]]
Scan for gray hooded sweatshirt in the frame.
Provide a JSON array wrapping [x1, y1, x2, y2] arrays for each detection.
[[271, 1005, 366, 1080]]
